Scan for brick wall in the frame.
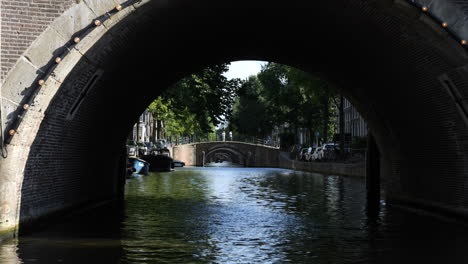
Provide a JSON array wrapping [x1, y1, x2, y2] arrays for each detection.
[[19, 58, 119, 224], [17, 58, 134, 225], [1, 0, 74, 82], [14, 2, 150, 226], [2, 0, 468, 232]]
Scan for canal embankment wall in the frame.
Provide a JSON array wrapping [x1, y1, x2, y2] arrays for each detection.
[[173, 143, 365, 177], [278, 152, 366, 177]]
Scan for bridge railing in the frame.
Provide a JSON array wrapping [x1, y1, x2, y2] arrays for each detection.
[[170, 135, 280, 148]]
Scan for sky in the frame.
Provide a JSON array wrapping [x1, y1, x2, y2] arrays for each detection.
[[223, 60, 267, 80], [217, 61, 267, 129]]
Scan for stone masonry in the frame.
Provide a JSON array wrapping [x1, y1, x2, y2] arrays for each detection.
[[1, 0, 74, 82], [172, 142, 280, 167], [2, 0, 468, 240]]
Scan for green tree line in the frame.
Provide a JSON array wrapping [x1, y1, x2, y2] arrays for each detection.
[[147, 64, 239, 141], [228, 62, 338, 146], [147, 62, 339, 148]]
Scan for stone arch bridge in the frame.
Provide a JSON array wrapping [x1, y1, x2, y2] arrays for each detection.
[[172, 142, 279, 167], [1, 0, 468, 238]]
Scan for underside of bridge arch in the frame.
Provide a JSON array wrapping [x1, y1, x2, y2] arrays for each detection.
[[205, 148, 243, 165], [1, 0, 468, 235]]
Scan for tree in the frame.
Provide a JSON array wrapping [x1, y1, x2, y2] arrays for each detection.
[[282, 66, 335, 143], [164, 64, 239, 132], [229, 76, 272, 137], [148, 64, 240, 140], [148, 96, 171, 141], [229, 62, 338, 147]]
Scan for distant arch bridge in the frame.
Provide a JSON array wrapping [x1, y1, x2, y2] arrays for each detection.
[[172, 141, 280, 167]]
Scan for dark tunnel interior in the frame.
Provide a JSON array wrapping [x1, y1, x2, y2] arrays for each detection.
[[19, 0, 468, 224]]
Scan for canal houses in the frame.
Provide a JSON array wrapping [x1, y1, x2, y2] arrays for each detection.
[[131, 109, 155, 143]]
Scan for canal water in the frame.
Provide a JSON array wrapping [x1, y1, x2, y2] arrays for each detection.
[[2, 166, 468, 263]]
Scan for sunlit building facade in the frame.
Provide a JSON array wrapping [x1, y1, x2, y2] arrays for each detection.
[[341, 98, 367, 137], [129, 110, 155, 142]]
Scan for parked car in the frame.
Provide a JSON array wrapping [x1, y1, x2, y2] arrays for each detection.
[[311, 147, 322, 161], [155, 139, 167, 149], [297, 148, 308, 161], [320, 143, 340, 161], [137, 142, 148, 156], [144, 142, 154, 151], [290, 144, 304, 160], [304, 146, 317, 161], [173, 160, 185, 167]]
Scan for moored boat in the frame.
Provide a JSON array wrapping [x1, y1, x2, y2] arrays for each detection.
[[143, 153, 174, 172], [173, 159, 185, 167], [143, 139, 176, 172], [128, 156, 149, 175]]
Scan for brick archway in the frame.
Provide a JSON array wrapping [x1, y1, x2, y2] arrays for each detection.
[[1, 0, 468, 238], [0, 0, 147, 237]]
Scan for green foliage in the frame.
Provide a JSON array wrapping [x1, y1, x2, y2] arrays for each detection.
[[147, 61, 338, 146], [228, 76, 272, 137], [165, 64, 239, 132], [148, 64, 239, 138], [229, 62, 338, 146], [148, 96, 171, 120], [279, 132, 295, 149]]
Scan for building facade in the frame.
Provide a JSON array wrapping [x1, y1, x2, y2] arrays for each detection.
[[130, 109, 155, 143], [341, 97, 367, 137]]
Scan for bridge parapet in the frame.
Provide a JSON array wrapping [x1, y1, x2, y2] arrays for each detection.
[[172, 141, 280, 167]]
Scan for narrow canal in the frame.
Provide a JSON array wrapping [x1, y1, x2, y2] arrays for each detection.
[[2, 167, 468, 263]]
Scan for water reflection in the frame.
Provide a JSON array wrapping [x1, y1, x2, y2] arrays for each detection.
[[204, 161, 243, 168], [17, 202, 124, 263], [0, 239, 20, 264], [122, 170, 217, 263], [2, 167, 468, 263]]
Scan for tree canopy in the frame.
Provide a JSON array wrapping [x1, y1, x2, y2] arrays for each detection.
[[147, 62, 338, 146], [228, 62, 338, 145], [228, 76, 272, 137], [148, 63, 240, 138]]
